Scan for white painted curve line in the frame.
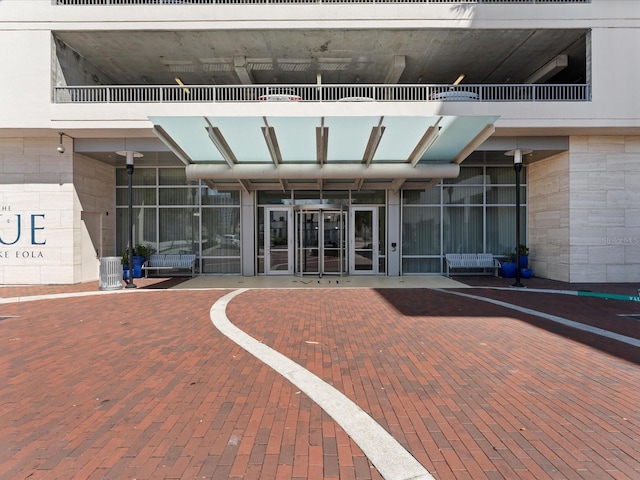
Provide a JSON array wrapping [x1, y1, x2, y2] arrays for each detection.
[[436, 289, 640, 348], [210, 289, 434, 480]]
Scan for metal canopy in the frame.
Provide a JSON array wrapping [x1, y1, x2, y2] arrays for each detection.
[[150, 115, 498, 191]]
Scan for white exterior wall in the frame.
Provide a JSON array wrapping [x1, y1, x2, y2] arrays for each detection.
[[0, 137, 76, 285], [0, 30, 53, 128], [528, 152, 570, 282], [569, 136, 640, 283], [73, 154, 116, 282]]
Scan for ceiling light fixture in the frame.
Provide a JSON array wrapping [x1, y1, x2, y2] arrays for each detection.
[[174, 77, 191, 94]]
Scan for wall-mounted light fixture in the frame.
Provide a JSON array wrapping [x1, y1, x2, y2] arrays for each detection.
[[57, 132, 73, 154]]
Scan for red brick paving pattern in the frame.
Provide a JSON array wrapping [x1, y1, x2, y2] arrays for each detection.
[[0, 291, 381, 480], [227, 289, 639, 479], [0, 286, 638, 479]]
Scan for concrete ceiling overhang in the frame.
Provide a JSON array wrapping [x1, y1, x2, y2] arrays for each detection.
[[54, 28, 587, 86], [150, 114, 499, 191]]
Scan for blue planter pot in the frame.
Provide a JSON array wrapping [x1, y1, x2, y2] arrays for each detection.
[[519, 255, 529, 268], [123, 263, 143, 280], [132, 256, 145, 278], [500, 262, 517, 278], [520, 268, 533, 279]]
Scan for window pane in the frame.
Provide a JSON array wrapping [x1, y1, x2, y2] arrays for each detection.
[[378, 207, 385, 254], [116, 207, 156, 255], [116, 168, 156, 186], [402, 206, 441, 255], [443, 166, 483, 184], [351, 190, 385, 204], [158, 208, 198, 254], [201, 258, 241, 274], [486, 186, 515, 204], [159, 187, 199, 206], [321, 191, 349, 206], [487, 166, 527, 184], [201, 189, 240, 205], [443, 206, 483, 253], [403, 188, 440, 205], [201, 208, 241, 257], [258, 191, 292, 205], [487, 206, 526, 257], [402, 258, 441, 274], [294, 191, 321, 204], [159, 168, 188, 186], [443, 186, 484, 205], [116, 188, 156, 206]]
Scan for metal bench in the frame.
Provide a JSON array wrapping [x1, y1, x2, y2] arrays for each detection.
[[143, 254, 196, 277], [445, 253, 500, 277]]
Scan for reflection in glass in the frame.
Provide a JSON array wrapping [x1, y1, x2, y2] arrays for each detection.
[[269, 210, 290, 271], [402, 207, 441, 255], [353, 210, 374, 271]]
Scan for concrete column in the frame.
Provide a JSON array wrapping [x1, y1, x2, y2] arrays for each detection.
[[241, 190, 255, 276], [386, 190, 401, 276]]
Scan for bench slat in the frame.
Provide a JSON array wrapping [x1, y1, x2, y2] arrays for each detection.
[[445, 253, 499, 277], [144, 254, 196, 277]]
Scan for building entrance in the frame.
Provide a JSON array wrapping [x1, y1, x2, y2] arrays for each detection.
[[295, 205, 346, 276], [264, 207, 293, 275], [263, 203, 381, 276], [350, 206, 379, 274]]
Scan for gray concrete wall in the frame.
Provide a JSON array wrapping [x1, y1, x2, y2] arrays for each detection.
[[528, 152, 570, 282]]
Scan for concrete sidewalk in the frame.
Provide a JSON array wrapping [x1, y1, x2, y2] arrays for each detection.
[[0, 277, 638, 479]]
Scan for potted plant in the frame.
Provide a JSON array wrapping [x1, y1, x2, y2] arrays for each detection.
[[132, 244, 154, 278], [134, 244, 152, 260], [122, 244, 153, 279], [518, 244, 529, 268]]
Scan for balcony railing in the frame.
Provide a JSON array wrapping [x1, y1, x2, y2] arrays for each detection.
[[53, 84, 590, 103], [54, 0, 591, 5]]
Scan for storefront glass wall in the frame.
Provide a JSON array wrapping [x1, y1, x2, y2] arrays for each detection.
[[116, 165, 525, 276], [116, 167, 241, 274], [402, 165, 527, 274]]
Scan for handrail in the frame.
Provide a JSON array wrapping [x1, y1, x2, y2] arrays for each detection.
[[53, 83, 591, 103], [54, 1, 591, 5]]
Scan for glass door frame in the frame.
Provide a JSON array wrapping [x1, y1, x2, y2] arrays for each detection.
[[294, 205, 346, 277], [264, 207, 293, 275], [349, 206, 379, 275]]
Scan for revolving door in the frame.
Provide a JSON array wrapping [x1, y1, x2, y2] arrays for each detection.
[[295, 206, 347, 276]]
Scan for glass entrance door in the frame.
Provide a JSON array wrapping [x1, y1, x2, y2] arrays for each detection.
[[265, 208, 293, 274], [295, 207, 346, 276], [350, 207, 378, 274]]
